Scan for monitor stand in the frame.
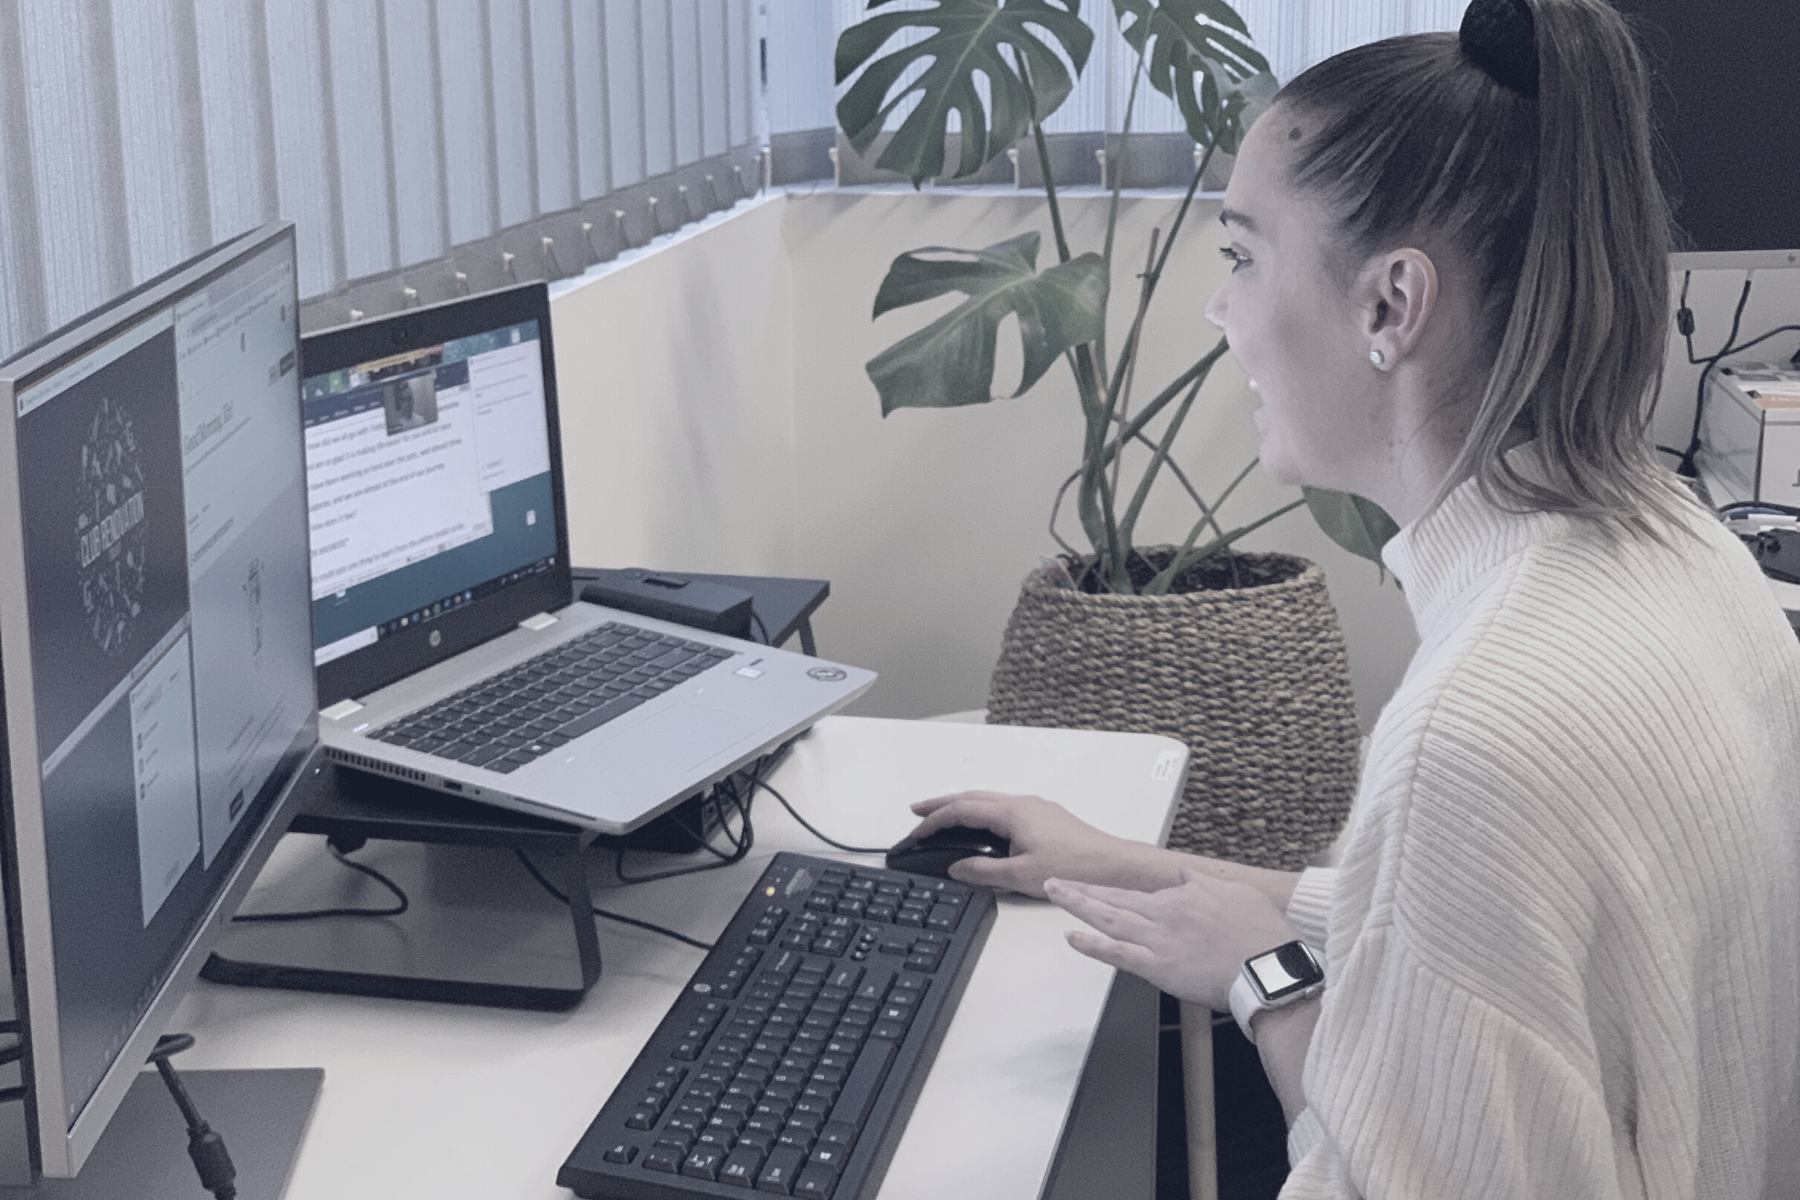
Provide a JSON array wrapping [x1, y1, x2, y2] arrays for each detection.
[[0, 1068, 321, 1199]]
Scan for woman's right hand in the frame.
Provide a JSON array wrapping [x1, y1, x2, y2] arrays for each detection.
[[906, 791, 1142, 898]]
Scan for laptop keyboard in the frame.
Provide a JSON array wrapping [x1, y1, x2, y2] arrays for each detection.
[[370, 622, 736, 774]]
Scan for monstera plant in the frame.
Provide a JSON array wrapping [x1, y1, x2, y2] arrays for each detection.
[[837, 0, 1397, 595]]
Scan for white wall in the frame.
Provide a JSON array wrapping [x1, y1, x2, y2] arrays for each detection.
[[551, 187, 1419, 730], [550, 193, 798, 578], [547, 187, 1800, 732]]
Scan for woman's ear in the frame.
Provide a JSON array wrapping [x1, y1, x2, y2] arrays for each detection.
[[1360, 248, 1439, 370]]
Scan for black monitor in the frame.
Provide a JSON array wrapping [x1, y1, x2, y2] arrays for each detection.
[[0, 223, 321, 1185], [1612, 0, 1800, 267]]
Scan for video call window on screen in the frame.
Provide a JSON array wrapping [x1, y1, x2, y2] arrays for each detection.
[[300, 321, 558, 667]]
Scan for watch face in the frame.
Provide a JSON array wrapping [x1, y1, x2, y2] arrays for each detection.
[[1247, 941, 1324, 1001]]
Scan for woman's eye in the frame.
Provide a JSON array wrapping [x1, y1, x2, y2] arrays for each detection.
[[1218, 246, 1249, 272]]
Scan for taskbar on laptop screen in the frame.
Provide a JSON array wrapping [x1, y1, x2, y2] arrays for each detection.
[[313, 553, 557, 666], [300, 318, 558, 668]]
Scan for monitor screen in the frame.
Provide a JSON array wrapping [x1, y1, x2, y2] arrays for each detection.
[[300, 317, 559, 669], [1613, 0, 1800, 258], [0, 224, 318, 1175]]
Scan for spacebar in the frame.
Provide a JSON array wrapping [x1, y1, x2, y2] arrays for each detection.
[[555, 695, 646, 740], [827, 1038, 896, 1131]]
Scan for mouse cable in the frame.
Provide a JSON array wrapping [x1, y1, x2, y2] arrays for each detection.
[[750, 609, 772, 645], [513, 850, 714, 952], [754, 779, 887, 855], [230, 838, 409, 923], [146, 1033, 238, 1200]]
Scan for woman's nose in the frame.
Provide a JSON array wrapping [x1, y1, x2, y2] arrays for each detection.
[[1203, 285, 1226, 331]]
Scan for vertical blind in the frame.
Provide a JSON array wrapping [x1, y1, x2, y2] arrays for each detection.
[[0, 0, 761, 362], [764, 0, 1473, 140]]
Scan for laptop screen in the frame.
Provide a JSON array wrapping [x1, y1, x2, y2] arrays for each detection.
[[301, 317, 559, 669]]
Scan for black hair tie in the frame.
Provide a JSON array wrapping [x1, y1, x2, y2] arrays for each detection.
[[1460, 0, 1540, 97]]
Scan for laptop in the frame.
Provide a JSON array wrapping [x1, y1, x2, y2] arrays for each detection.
[[299, 284, 874, 833]]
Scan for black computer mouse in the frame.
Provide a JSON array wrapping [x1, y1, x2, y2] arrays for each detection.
[[885, 826, 1011, 879]]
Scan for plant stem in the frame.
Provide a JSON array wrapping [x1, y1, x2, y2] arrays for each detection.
[[1142, 498, 1305, 596], [1116, 364, 1205, 555], [1101, 339, 1230, 470], [1016, 53, 1072, 267]]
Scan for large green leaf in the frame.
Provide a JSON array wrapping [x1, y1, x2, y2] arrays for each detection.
[[836, 0, 1094, 185], [1112, 0, 1274, 150], [867, 232, 1107, 415], [1303, 487, 1400, 573]]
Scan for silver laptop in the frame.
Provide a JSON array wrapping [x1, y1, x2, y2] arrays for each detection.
[[300, 284, 873, 833]]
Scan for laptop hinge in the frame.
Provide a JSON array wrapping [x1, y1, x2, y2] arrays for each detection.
[[320, 699, 363, 721], [519, 612, 558, 631]]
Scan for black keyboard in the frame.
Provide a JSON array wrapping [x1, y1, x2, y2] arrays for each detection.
[[558, 853, 998, 1199], [369, 622, 735, 773]]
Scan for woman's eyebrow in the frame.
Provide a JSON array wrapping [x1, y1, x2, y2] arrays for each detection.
[[1220, 207, 1257, 234]]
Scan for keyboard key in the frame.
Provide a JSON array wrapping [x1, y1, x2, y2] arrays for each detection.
[[720, 1145, 765, 1187], [682, 1146, 725, 1180], [601, 1143, 636, 1164], [793, 1164, 838, 1198], [642, 1147, 682, 1173], [756, 1145, 805, 1193]]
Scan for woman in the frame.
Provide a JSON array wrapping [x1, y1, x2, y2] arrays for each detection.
[[907, 0, 1800, 1195]]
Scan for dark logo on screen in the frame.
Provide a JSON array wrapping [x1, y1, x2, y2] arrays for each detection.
[[807, 667, 847, 682], [76, 396, 147, 654]]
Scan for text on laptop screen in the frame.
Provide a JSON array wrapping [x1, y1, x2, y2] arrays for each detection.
[[301, 320, 557, 666]]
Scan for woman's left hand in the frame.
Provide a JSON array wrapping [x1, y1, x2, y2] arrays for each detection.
[[1044, 868, 1301, 1011]]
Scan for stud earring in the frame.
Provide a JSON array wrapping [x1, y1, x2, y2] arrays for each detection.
[[1369, 348, 1385, 366]]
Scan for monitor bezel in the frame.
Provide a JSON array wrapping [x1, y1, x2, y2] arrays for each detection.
[[298, 283, 575, 709], [0, 221, 322, 1178]]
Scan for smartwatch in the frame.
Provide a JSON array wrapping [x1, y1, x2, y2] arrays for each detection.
[[1227, 940, 1325, 1044]]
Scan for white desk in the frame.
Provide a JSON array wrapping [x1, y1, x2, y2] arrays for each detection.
[[169, 716, 1187, 1200]]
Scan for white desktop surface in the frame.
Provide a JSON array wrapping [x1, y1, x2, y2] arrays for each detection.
[[167, 715, 1187, 1200]]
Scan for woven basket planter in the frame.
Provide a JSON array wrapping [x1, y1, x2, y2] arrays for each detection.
[[986, 549, 1360, 871]]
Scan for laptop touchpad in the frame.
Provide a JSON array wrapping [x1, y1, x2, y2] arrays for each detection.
[[615, 703, 763, 769]]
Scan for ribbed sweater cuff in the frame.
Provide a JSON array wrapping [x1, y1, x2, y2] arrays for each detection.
[[1288, 1105, 1327, 1168], [1287, 867, 1336, 951]]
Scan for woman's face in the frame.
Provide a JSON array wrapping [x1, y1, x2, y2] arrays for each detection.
[[1203, 109, 1393, 493]]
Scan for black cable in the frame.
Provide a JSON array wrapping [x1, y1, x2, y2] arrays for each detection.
[[1670, 272, 1800, 479], [231, 840, 409, 922], [146, 1034, 237, 1200], [610, 741, 799, 885], [750, 609, 772, 645], [755, 779, 888, 855], [513, 850, 714, 951]]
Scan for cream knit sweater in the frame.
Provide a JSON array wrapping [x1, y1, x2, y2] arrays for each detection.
[[1278, 467, 1800, 1200]]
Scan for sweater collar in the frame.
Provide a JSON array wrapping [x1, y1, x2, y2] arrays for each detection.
[[1380, 444, 1565, 636]]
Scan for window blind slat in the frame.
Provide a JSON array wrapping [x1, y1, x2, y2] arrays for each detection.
[[18, 1, 131, 331], [488, 0, 537, 227], [436, 0, 497, 249], [640, 1, 675, 177], [113, 0, 209, 284], [528, 0, 575, 214], [0, 1, 47, 353], [263, 0, 340, 299], [192, 0, 278, 248], [325, 0, 398, 281], [381, 0, 450, 268], [572, 0, 611, 199], [699, 0, 729, 158], [671, 0, 702, 167], [604, 0, 646, 187]]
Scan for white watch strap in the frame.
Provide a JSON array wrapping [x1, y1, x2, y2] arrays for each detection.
[[1228, 970, 1264, 1045]]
